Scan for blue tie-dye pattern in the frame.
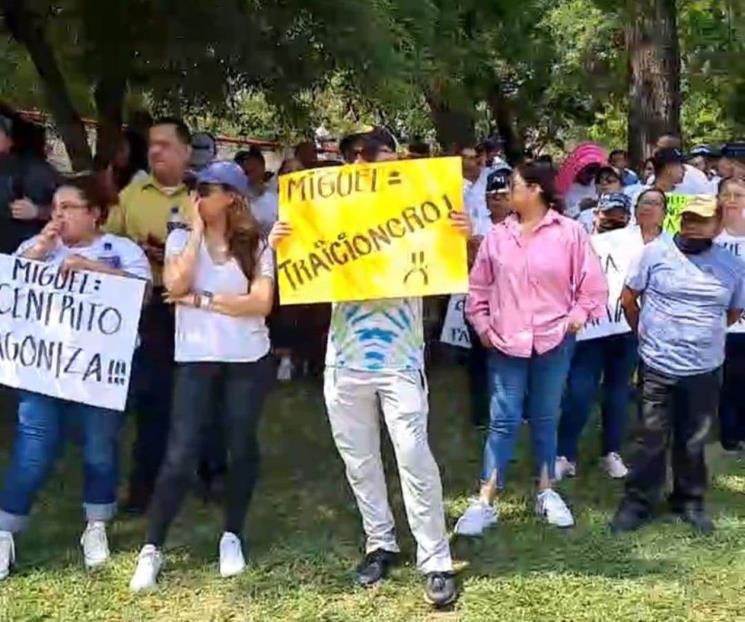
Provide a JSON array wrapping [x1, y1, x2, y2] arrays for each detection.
[[326, 298, 424, 371]]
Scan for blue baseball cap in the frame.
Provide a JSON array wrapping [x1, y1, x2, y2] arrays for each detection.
[[597, 192, 631, 213], [196, 160, 249, 196]]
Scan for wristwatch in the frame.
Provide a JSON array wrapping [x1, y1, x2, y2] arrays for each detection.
[[201, 290, 214, 310]]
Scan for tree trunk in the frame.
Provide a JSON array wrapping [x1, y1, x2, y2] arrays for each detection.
[[487, 83, 525, 166], [625, 0, 681, 167], [426, 94, 476, 151], [2, 0, 93, 171], [93, 75, 127, 167]]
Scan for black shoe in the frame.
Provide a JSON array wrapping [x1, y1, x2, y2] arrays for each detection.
[[355, 549, 398, 587], [671, 505, 715, 535], [120, 485, 152, 516], [610, 502, 651, 533], [424, 572, 458, 608]]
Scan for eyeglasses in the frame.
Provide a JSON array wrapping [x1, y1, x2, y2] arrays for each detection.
[[638, 198, 665, 208], [598, 175, 619, 185], [54, 201, 89, 212], [719, 191, 745, 201]]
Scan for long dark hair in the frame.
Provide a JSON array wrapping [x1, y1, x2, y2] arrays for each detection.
[[516, 162, 565, 213], [63, 172, 119, 225], [226, 192, 262, 282]]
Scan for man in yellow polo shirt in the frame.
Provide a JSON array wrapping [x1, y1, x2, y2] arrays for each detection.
[[106, 117, 192, 513]]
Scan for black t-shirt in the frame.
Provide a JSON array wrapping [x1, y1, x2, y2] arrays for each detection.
[[0, 152, 58, 253]]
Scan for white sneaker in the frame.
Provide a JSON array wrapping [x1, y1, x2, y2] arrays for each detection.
[[277, 356, 293, 381], [81, 522, 110, 570], [0, 531, 15, 581], [535, 489, 575, 528], [453, 498, 498, 536], [130, 545, 163, 592], [219, 532, 246, 578], [555, 456, 577, 482], [602, 452, 629, 479]]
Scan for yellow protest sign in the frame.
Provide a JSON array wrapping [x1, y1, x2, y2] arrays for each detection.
[[276, 157, 468, 304], [664, 192, 693, 233]]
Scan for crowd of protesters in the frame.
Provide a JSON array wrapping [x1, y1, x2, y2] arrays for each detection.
[[1, 103, 745, 608]]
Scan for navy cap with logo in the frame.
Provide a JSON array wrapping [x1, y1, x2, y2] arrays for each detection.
[[688, 144, 720, 159], [196, 160, 249, 196], [722, 142, 745, 160], [485, 167, 512, 195], [597, 192, 631, 214]]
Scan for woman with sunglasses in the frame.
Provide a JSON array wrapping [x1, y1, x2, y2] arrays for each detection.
[[130, 161, 275, 591], [0, 174, 151, 581], [455, 162, 607, 535]]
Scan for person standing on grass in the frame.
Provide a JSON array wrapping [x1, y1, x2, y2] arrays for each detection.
[[106, 117, 194, 515], [611, 196, 745, 535], [129, 161, 275, 591], [0, 175, 151, 581], [556, 193, 637, 482], [454, 163, 608, 536], [714, 177, 745, 452], [267, 133, 469, 608]]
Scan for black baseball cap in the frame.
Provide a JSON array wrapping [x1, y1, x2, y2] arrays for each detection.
[[485, 167, 512, 195], [722, 142, 745, 160]]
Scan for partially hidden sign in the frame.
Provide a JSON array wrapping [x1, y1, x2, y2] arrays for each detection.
[[717, 236, 745, 334], [664, 193, 695, 233], [0, 255, 146, 411], [578, 227, 645, 342], [277, 157, 468, 304], [440, 294, 472, 349]]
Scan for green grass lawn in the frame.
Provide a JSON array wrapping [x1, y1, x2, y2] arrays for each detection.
[[1, 362, 744, 621]]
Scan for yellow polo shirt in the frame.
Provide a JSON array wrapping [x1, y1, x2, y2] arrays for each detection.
[[105, 175, 191, 285]]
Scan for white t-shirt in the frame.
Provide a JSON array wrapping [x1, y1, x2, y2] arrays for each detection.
[[249, 190, 279, 238], [15, 232, 152, 281], [165, 229, 274, 363], [463, 174, 490, 236], [564, 183, 597, 219]]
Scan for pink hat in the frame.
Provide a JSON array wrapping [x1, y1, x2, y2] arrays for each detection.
[[555, 143, 608, 196]]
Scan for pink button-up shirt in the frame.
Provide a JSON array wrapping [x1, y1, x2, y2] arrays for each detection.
[[466, 210, 608, 358]]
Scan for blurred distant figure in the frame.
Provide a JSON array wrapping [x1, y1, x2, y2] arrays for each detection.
[[190, 132, 217, 173], [609, 149, 639, 187], [236, 148, 278, 237], [294, 141, 318, 169]]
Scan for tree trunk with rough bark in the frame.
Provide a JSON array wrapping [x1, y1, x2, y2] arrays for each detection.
[[94, 75, 127, 167], [625, 0, 681, 167], [2, 0, 93, 170], [426, 93, 476, 151], [487, 83, 525, 166]]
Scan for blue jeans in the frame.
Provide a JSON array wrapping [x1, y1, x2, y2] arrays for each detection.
[[0, 392, 123, 532], [481, 335, 576, 487], [558, 333, 639, 462]]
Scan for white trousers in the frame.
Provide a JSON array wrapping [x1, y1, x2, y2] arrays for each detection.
[[324, 367, 453, 574]]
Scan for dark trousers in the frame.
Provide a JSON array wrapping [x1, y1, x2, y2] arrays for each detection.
[[558, 333, 638, 461], [624, 365, 722, 511], [146, 356, 273, 546], [467, 324, 490, 427], [719, 333, 745, 450], [128, 294, 175, 502]]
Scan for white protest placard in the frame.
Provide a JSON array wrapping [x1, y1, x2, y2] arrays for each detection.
[[440, 294, 472, 349], [578, 227, 644, 342], [716, 236, 745, 334], [0, 254, 146, 411]]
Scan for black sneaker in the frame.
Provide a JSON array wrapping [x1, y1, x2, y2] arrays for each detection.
[[424, 571, 458, 607], [355, 549, 398, 587], [610, 501, 651, 534], [670, 504, 715, 535]]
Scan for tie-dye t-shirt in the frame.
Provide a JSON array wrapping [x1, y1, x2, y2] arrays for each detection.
[[325, 298, 424, 371]]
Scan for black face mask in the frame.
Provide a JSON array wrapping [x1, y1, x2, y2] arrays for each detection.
[[597, 219, 627, 233], [674, 233, 713, 255]]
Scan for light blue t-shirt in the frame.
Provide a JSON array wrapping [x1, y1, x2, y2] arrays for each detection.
[[325, 297, 424, 371], [627, 235, 745, 376]]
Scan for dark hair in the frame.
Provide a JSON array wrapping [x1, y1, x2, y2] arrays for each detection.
[[0, 103, 47, 159], [339, 133, 367, 163], [609, 149, 627, 160], [516, 162, 564, 213], [245, 147, 265, 166], [62, 173, 118, 224], [408, 140, 430, 157], [367, 126, 397, 152], [151, 116, 191, 145], [635, 187, 667, 213], [595, 166, 621, 184], [110, 129, 148, 190]]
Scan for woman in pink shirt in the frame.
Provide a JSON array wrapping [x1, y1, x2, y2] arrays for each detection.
[[454, 162, 608, 535]]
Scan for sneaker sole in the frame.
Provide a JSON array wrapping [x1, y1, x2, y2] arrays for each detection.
[[84, 557, 110, 571], [424, 590, 458, 608], [220, 565, 246, 578]]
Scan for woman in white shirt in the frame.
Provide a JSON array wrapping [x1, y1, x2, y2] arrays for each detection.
[[0, 174, 151, 582], [130, 161, 275, 592]]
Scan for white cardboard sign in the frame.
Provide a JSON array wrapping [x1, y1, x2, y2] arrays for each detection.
[[717, 237, 745, 334], [0, 255, 146, 410], [440, 294, 472, 349]]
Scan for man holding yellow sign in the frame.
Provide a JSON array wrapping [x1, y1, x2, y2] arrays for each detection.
[[270, 134, 469, 608]]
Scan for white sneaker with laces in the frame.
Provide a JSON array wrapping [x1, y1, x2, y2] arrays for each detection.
[[602, 452, 629, 479], [0, 531, 15, 581], [81, 521, 110, 570], [554, 456, 577, 482], [130, 544, 163, 592], [277, 356, 293, 381], [453, 498, 498, 537], [219, 532, 246, 578], [535, 489, 575, 528]]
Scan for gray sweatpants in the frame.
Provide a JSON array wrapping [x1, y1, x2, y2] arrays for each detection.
[[324, 367, 453, 574]]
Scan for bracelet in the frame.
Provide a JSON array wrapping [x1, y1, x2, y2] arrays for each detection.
[[194, 293, 202, 308]]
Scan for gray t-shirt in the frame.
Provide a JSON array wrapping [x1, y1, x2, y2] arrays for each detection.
[[627, 235, 745, 376]]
